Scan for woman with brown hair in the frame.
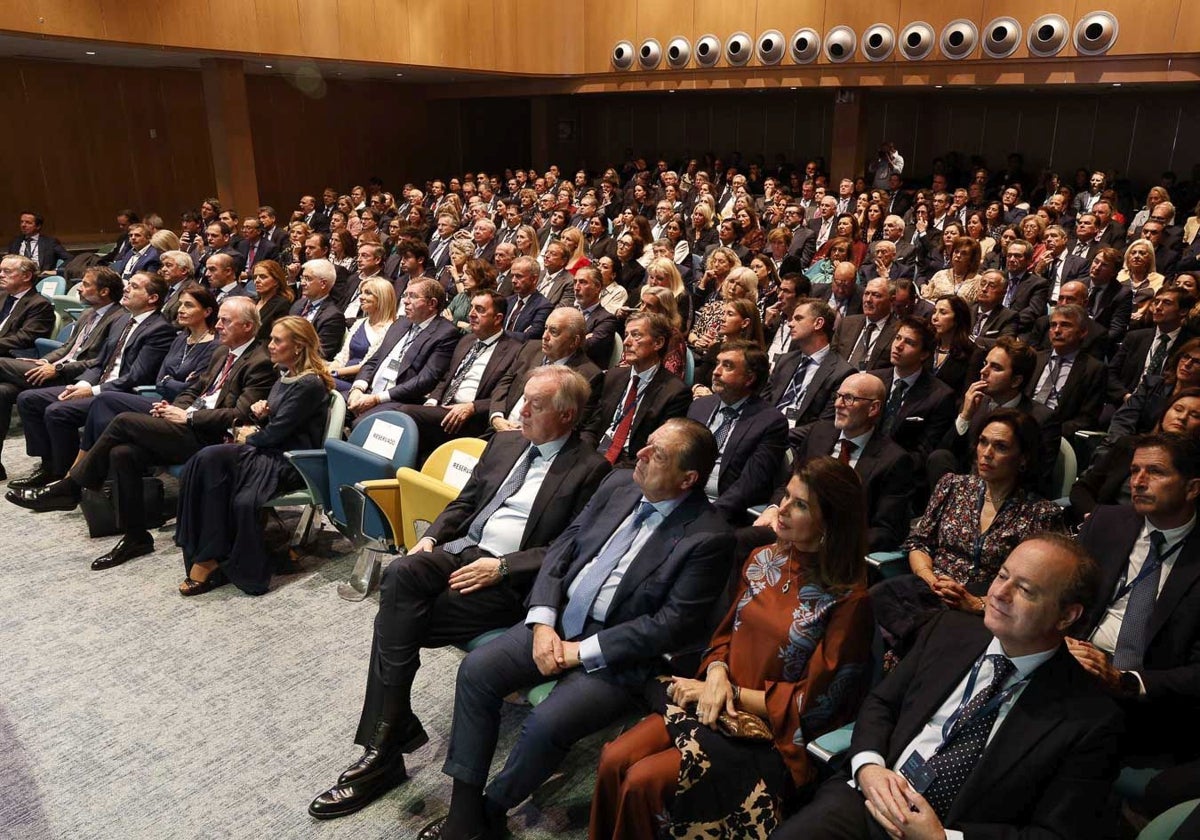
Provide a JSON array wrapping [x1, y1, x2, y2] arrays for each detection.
[[174, 316, 333, 597], [692, 298, 766, 390], [591, 457, 874, 838], [636, 285, 688, 378], [929, 294, 976, 395], [251, 259, 294, 341], [922, 236, 983, 304]]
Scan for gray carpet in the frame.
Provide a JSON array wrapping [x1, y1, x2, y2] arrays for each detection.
[[0, 445, 604, 840]]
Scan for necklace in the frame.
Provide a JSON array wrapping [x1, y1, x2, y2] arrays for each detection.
[[181, 330, 213, 363]]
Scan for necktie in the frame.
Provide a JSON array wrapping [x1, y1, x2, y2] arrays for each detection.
[[1146, 333, 1172, 379], [393, 325, 421, 363], [1113, 531, 1166, 670], [836, 438, 856, 464], [441, 340, 486, 406], [22, 237, 33, 258], [1003, 276, 1019, 308], [881, 379, 909, 435], [0, 294, 15, 325], [971, 310, 988, 339], [506, 297, 526, 330], [246, 241, 258, 268], [301, 299, 314, 318], [100, 317, 137, 381], [561, 501, 656, 638], [1089, 287, 1102, 318], [1035, 356, 1063, 406], [63, 312, 100, 362], [203, 350, 237, 396], [712, 406, 739, 453], [604, 374, 642, 463], [849, 323, 877, 369], [1049, 258, 1060, 285], [922, 654, 1017, 819], [441, 445, 541, 555], [776, 355, 813, 409]]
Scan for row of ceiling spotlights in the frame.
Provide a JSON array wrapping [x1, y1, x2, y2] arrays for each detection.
[[612, 13, 1119, 69]]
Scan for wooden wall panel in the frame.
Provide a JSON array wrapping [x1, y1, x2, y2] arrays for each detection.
[[581, 0, 637, 74], [337, 0, 381, 63], [35, 0, 106, 40], [1174, 3, 1200, 55], [252, 0, 304, 57], [371, 0, 412, 65]]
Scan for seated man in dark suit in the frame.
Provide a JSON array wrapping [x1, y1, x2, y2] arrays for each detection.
[[194, 221, 245, 280], [775, 534, 1122, 840], [7, 211, 71, 275], [307, 366, 611, 820], [502, 256, 553, 342], [1108, 287, 1193, 405], [488, 308, 601, 433], [811, 261, 864, 321], [6, 297, 274, 569], [0, 254, 55, 357], [1086, 246, 1134, 358], [110, 223, 161, 281], [205, 252, 250, 304], [1027, 304, 1108, 438], [581, 312, 692, 467], [999, 239, 1050, 335], [289, 258, 349, 361], [870, 317, 956, 464], [857, 239, 914, 286], [572, 266, 618, 369], [1033, 224, 1089, 299], [418, 418, 733, 840], [687, 340, 787, 523], [397, 290, 522, 461], [832, 277, 898, 371], [1020, 279, 1107, 359], [0, 266, 125, 480], [1071, 433, 1200, 762], [968, 270, 1018, 348], [235, 217, 278, 281], [10, 272, 175, 487]]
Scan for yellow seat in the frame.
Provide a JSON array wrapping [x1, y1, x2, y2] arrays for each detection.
[[359, 437, 487, 551]]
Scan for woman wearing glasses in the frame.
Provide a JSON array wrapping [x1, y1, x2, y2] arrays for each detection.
[[1104, 336, 1200, 448]]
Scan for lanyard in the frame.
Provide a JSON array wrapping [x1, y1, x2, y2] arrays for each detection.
[[972, 484, 1013, 571], [1111, 538, 1183, 603], [938, 656, 1027, 749]]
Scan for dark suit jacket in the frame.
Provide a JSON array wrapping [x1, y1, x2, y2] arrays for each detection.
[[113, 246, 162, 278], [1021, 313, 1107, 360], [0, 290, 55, 354], [1087, 280, 1134, 355], [6, 235, 70, 273], [79, 311, 176, 392], [1004, 271, 1051, 334], [504, 291, 553, 342], [800, 421, 913, 551], [871, 368, 956, 460], [302, 211, 330, 233], [810, 282, 864, 318], [1107, 327, 1188, 403], [527, 472, 734, 683], [766, 348, 855, 447], [936, 393, 1062, 495], [969, 306, 1019, 347], [1044, 252, 1091, 288], [832, 314, 898, 371], [1096, 221, 1127, 248], [426, 431, 611, 587], [236, 237, 279, 272], [426, 333, 523, 419], [289, 297, 346, 361], [43, 304, 126, 379], [356, 316, 459, 405], [1078, 504, 1200, 753], [582, 304, 619, 369], [581, 364, 692, 467], [174, 342, 276, 442], [787, 226, 816, 266], [687, 395, 787, 522], [1027, 349, 1107, 436], [539, 269, 575, 308], [489, 344, 602, 421], [849, 611, 1122, 837]]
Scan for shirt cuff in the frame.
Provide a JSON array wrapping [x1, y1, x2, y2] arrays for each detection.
[[1128, 670, 1148, 697], [848, 751, 887, 789], [945, 832, 964, 840], [954, 416, 969, 435], [489, 411, 504, 420], [424, 398, 437, 406], [351, 379, 368, 392], [579, 634, 605, 672], [91, 384, 102, 396], [525, 606, 557, 629]]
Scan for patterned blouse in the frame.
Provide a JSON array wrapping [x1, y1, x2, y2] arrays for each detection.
[[904, 474, 1066, 586], [698, 546, 873, 788]]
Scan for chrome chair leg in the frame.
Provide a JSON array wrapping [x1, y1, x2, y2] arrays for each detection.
[[337, 547, 383, 601]]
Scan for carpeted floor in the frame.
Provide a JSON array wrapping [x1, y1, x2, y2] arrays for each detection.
[[0, 445, 605, 840]]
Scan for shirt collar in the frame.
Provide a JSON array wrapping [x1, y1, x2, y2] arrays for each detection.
[[477, 330, 502, 348], [1142, 512, 1196, 550], [806, 344, 830, 364], [986, 637, 1058, 679], [414, 314, 436, 330], [715, 395, 749, 415], [129, 310, 154, 325], [895, 368, 922, 388], [229, 338, 255, 359], [632, 363, 659, 385], [640, 491, 687, 521], [533, 433, 570, 461], [838, 427, 874, 451], [93, 302, 115, 317]]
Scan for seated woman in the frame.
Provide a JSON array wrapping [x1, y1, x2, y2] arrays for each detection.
[[736, 205, 765, 257], [965, 209, 997, 259], [636, 286, 688, 379], [330, 229, 357, 274], [749, 254, 782, 321], [596, 255, 629, 315], [644, 257, 694, 332], [693, 245, 740, 311], [803, 236, 851, 287], [79, 286, 219, 449], [690, 266, 757, 352], [174, 316, 333, 597], [873, 409, 1065, 650], [692, 298, 765, 391], [929, 294, 976, 396], [558, 227, 591, 276], [444, 258, 497, 332], [329, 278, 397, 393], [436, 239, 473, 298], [1104, 336, 1200, 450], [809, 215, 867, 268], [922, 235, 983, 304], [252, 259, 293, 342], [1120, 238, 1164, 329], [1019, 213, 1048, 265], [590, 457, 874, 839]]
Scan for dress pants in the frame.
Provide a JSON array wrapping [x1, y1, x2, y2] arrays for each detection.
[[396, 405, 489, 464], [80, 391, 156, 450], [0, 358, 65, 458], [772, 773, 890, 840], [353, 546, 526, 746], [16, 386, 96, 475], [442, 620, 639, 810], [350, 399, 405, 429], [70, 412, 204, 533]]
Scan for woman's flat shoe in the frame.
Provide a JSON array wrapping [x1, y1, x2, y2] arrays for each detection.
[[179, 569, 229, 597]]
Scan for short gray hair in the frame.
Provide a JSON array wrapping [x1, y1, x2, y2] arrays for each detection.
[[221, 295, 261, 330], [529, 365, 591, 421]]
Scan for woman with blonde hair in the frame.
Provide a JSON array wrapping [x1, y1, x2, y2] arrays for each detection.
[[559, 227, 592, 276], [1121, 237, 1165, 327], [691, 266, 758, 351], [637, 285, 687, 378], [645, 257, 693, 331], [514, 224, 540, 261], [150, 229, 180, 253], [174, 316, 333, 597], [1129, 185, 1171, 237], [331, 278, 398, 391], [1019, 213, 1048, 265]]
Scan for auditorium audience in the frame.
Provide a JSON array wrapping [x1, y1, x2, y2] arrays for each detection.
[[928, 294, 976, 395], [250, 259, 293, 341]]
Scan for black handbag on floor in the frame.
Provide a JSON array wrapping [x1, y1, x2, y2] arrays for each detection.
[[80, 478, 167, 538]]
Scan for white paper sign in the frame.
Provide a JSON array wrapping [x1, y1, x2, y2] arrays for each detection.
[[362, 420, 404, 460], [443, 451, 480, 490]]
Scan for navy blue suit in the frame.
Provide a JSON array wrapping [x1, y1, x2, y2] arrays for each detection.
[[687, 394, 788, 522], [112, 246, 162, 278], [503, 291, 553, 342], [353, 316, 459, 421]]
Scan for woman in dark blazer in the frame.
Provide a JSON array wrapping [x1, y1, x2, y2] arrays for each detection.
[[929, 294, 976, 397], [252, 259, 293, 342], [174, 316, 333, 597]]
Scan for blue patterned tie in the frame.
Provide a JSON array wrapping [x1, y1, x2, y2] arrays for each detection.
[[441, 445, 540, 554], [712, 406, 739, 453], [442, 340, 486, 406], [1113, 531, 1166, 670], [776, 356, 812, 409], [561, 501, 655, 638]]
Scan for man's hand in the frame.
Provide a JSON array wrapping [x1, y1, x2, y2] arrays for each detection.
[[858, 765, 918, 838], [25, 360, 58, 385], [448, 558, 501, 594], [491, 417, 518, 433], [407, 536, 435, 555], [347, 390, 380, 413], [440, 403, 474, 434], [532, 623, 567, 676], [753, 505, 779, 529], [57, 383, 93, 401], [1066, 638, 1123, 692], [151, 402, 188, 424], [959, 378, 988, 423]]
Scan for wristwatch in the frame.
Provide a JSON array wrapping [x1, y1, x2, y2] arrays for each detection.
[[497, 557, 509, 579]]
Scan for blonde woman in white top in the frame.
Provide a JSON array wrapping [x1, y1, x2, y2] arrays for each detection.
[[329, 278, 396, 392]]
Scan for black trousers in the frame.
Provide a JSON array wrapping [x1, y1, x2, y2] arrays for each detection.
[[353, 546, 526, 746], [0, 357, 66, 458], [772, 773, 891, 840]]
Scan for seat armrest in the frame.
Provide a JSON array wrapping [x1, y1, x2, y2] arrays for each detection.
[[806, 723, 855, 764], [284, 449, 330, 511]]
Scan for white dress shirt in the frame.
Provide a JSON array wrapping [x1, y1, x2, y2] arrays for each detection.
[[475, 436, 567, 557]]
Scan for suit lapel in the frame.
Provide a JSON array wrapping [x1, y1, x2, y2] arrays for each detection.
[[890, 633, 992, 758], [567, 483, 641, 583], [796, 354, 835, 417], [1149, 531, 1200, 642], [609, 491, 704, 607], [522, 436, 581, 544]]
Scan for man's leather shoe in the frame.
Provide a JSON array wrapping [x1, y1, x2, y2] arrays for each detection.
[[307, 760, 408, 820], [91, 534, 155, 570], [6, 481, 80, 512], [417, 817, 479, 840], [0, 464, 7, 482], [7, 466, 58, 491], [337, 717, 429, 786]]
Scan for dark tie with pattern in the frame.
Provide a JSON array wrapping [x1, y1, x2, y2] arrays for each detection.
[[881, 379, 909, 435], [712, 406, 739, 452], [849, 323, 876, 369], [1113, 531, 1166, 670], [442, 340, 486, 406], [100, 317, 137, 381], [776, 355, 812, 409], [1146, 333, 1172, 379], [441, 445, 540, 555]]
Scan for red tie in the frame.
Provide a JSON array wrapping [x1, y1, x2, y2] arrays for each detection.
[[204, 352, 237, 397], [837, 438, 856, 464], [604, 376, 640, 464]]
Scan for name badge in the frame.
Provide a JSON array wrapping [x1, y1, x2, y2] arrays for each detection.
[[385, 357, 402, 374], [785, 407, 801, 422], [899, 751, 936, 794]]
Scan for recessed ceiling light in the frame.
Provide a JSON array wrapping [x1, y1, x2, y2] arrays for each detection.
[[85, 51, 96, 56], [264, 64, 272, 69], [790, 86, 797, 90], [1112, 82, 1122, 87], [935, 85, 943, 89], [396, 73, 404, 77]]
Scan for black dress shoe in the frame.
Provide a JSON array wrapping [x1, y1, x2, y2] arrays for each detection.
[[8, 466, 58, 491], [338, 717, 429, 786], [6, 481, 80, 513], [0, 464, 7, 482], [417, 817, 479, 840], [307, 760, 408, 820], [91, 534, 155, 570]]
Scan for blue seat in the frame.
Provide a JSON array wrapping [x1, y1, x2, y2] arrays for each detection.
[[865, 550, 909, 579], [37, 276, 66, 297], [684, 347, 695, 387], [806, 627, 888, 765], [1138, 798, 1200, 839]]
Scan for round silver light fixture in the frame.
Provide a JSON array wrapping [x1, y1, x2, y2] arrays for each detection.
[[757, 29, 785, 65], [696, 34, 722, 67], [940, 19, 979, 60], [612, 40, 634, 70], [637, 38, 662, 70], [824, 25, 856, 63], [1074, 11, 1119, 56], [666, 36, 692, 69], [899, 22, 936, 60], [725, 31, 752, 66], [982, 17, 1022, 58], [1028, 14, 1069, 57], [790, 28, 821, 63], [862, 24, 896, 62]]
